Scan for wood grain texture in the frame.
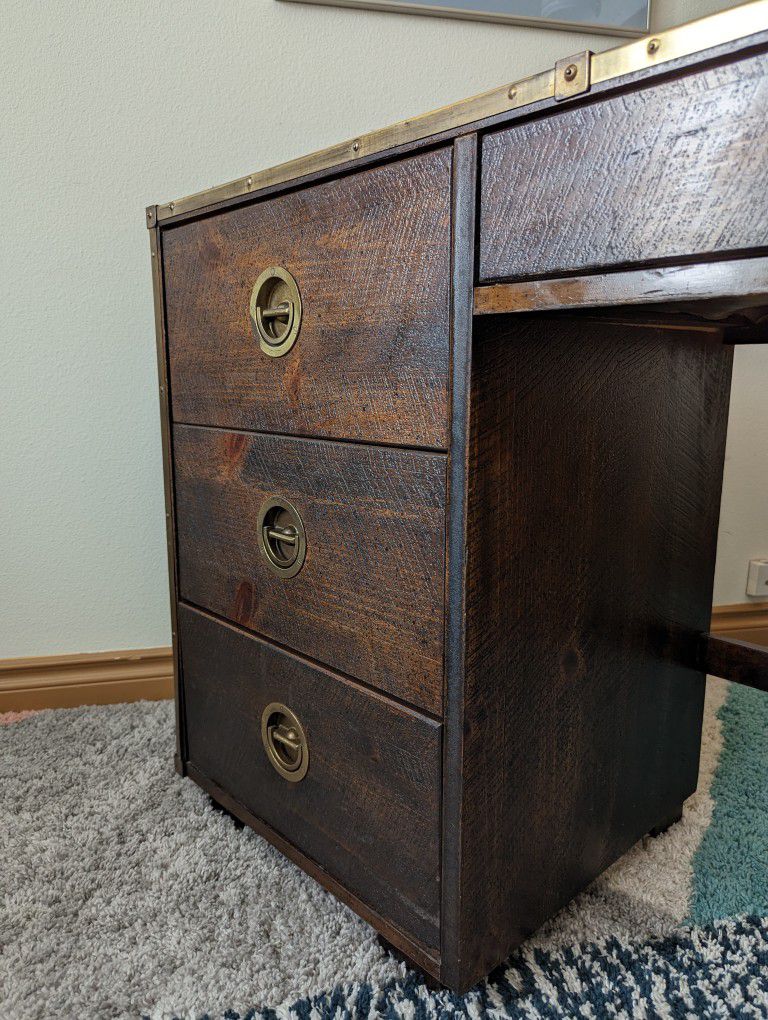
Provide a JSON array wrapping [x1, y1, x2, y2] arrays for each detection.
[[174, 425, 446, 714], [163, 149, 452, 449], [180, 605, 442, 949], [440, 133, 477, 991], [704, 634, 768, 693], [454, 313, 733, 989], [480, 52, 768, 282], [473, 258, 768, 317]]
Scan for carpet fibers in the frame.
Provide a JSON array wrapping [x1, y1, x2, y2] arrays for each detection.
[[1, 678, 766, 1018]]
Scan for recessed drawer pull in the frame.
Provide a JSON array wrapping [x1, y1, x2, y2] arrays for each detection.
[[257, 497, 307, 578], [261, 702, 309, 782], [258, 302, 292, 322], [249, 266, 302, 358], [265, 525, 297, 546]]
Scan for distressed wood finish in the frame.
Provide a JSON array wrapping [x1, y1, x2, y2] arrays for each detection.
[[480, 52, 768, 282], [474, 257, 768, 317], [452, 313, 734, 989], [174, 425, 446, 714], [163, 148, 452, 449], [180, 605, 442, 950], [147, 16, 768, 994]]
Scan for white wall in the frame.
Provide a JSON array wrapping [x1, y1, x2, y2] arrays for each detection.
[[1, 0, 764, 658]]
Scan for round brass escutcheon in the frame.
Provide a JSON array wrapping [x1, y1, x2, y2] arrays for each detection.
[[257, 497, 307, 578], [249, 266, 302, 358], [261, 702, 309, 782]]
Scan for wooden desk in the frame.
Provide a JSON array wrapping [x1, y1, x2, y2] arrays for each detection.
[[146, 2, 768, 991]]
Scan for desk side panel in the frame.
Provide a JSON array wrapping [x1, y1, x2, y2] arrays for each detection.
[[457, 313, 733, 988]]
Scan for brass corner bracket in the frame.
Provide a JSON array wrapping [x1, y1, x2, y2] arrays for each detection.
[[554, 51, 592, 101]]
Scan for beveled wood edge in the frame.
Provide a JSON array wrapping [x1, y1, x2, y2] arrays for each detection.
[[148, 0, 768, 224], [0, 647, 173, 711], [185, 762, 442, 978], [440, 133, 477, 992], [474, 257, 768, 315]]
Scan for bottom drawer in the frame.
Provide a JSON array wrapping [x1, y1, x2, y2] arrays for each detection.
[[179, 604, 442, 950]]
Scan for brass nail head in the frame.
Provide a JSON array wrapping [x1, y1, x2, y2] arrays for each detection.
[[352, 140, 360, 152], [647, 37, 660, 54], [564, 63, 578, 81], [508, 86, 517, 101], [246, 176, 253, 187], [169, 202, 175, 212]]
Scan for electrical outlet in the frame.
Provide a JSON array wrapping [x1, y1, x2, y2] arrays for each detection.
[[746, 558, 768, 597]]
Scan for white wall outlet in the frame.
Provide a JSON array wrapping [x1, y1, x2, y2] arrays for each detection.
[[746, 558, 768, 597]]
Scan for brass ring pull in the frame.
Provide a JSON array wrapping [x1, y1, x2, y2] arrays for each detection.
[[261, 703, 309, 782], [257, 497, 306, 578], [249, 267, 302, 358]]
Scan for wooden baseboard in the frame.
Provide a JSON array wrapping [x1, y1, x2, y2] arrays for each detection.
[[710, 601, 768, 646], [0, 647, 173, 712], [1, 602, 765, 713]]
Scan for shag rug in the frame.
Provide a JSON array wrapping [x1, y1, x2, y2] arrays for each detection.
[[1, 678, 766, 1019]]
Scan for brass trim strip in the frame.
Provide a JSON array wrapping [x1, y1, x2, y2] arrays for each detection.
[[153, 0, 768, 222], [149, 219, 187, 768]]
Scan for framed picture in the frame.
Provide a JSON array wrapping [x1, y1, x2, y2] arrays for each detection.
[[277, 0, 651, 37]]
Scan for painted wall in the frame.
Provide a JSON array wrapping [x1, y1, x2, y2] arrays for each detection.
[[2, 0, 764, 658]]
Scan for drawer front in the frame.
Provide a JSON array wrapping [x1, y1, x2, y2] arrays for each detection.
[[180, 605, 442, 949], [174, 425, 446, 715], [479, 53, 768, 282], [163, 149, 452, 449]]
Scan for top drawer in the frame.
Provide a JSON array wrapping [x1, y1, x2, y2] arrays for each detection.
[[163, 149, 452, 449], [479, 53, 768, 282]]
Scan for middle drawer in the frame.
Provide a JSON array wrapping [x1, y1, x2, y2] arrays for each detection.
[[174, 425, 447, 714]]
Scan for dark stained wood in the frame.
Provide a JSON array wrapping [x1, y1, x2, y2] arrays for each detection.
[[480, 52, 768, 282], [704, 634, 768, 693], [174, 425, 446, 714], [163, 148, 452, 449], [473, 257, 768, 318], [188, 763, 440, 974], [440, 132, 477, 992], [453, 313, 734, 990], [148, 27, 768, 996], [148, 222, 187, 772], [180, 604, 442, 950]]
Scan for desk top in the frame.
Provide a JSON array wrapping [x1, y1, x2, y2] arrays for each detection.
[[148, 0, 768, 227]]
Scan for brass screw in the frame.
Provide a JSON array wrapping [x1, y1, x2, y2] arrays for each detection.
[[246, 176, 253, 187], [352, 140, 360, 152], [564, 63, 578, 82], [647, 37, 660, 54], [169, 202, 175, 212], [508, 86, 517, 101]]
